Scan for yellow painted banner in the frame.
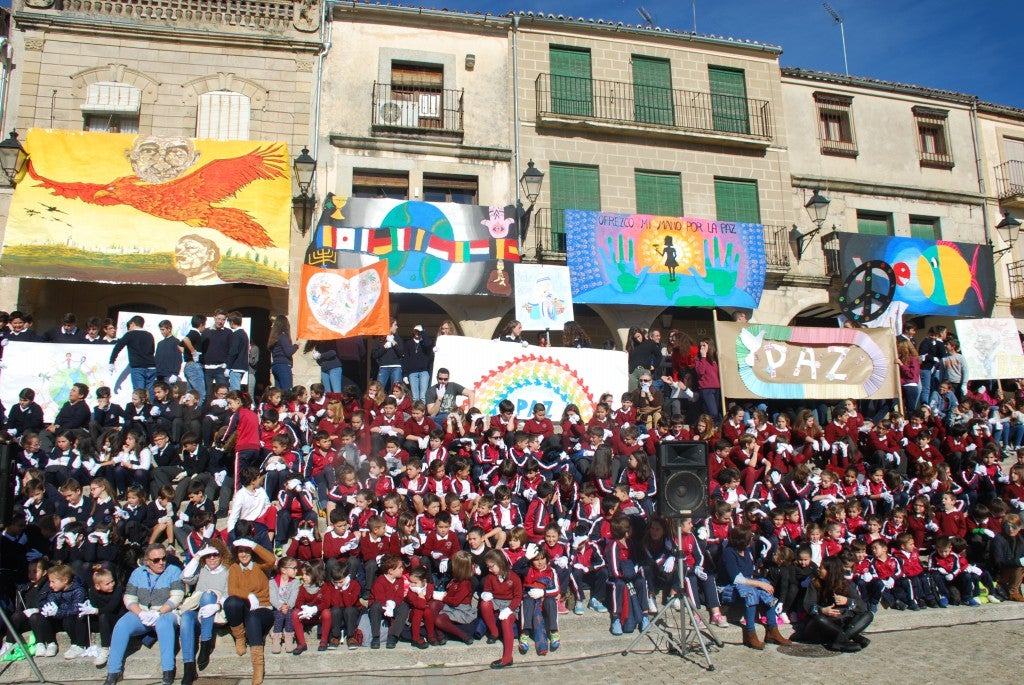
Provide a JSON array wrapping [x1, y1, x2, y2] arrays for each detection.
[[1, 129, 292, 287]]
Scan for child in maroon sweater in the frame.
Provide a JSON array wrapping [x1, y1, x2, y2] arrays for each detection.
[[367, 555, 410, 649], [480, 548, 523, 669], [405, 566, 438, 648], [291, 561, 332, 654]]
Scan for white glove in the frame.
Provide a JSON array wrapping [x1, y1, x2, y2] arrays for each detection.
[[182, 556, 202, 578], [664, 557, 676, 574], [965, 443, 977, 452], [150, 406, 161, 417], [214, 471, 227, 487], [234, 538, 256, 549], [694, 565, 708, 581], [412, 585, 426, 597], [1018, 556, 1024, 567], [697, 527, 709, 541], [982, 528, 996, 539], [196, 546, 218, 559], [248, 593, 260, 610], [1012, 499, 1023, 509], [498, 607, 514, 621], [432, 591, 446, 601], [139, 610, 160, 627], [629, 490, 645, 500], [480, 592, 494, 602], [286, 479, 302, 492], [168, 375, 179, 384], [966, 565, 982, 575], [528, 588, 545, 599], [770, 470, 782, 485], [400, 543, 417, 556], [311, 350, 322, 361], [860, 572, 873, 583], [174, 519, 184, 528], [525, 543, 540, 560], [78, 601, 98, 617], [383, 600, 396, 618], [881, 492, 894, 503], [212, 399, 228, 409], [40, 602, 57, 617], [554, 556, 568, 569], [882, 578, 894, 589], [944, 573, 954, 582], [198, 603, 221, 619], [396, 488, 408, 496], [22, 608, 38, 618], [439, 558, 449, 574], [430, 551, 443, 560], [926, 521, 939, 532], [298, 605, 317, 620]]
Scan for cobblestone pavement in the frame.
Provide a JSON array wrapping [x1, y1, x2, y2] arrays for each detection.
[[2, 603, 1021, 684]]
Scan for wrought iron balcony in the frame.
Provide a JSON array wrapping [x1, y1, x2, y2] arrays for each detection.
[[822, 230, 842, 278], [995, 160, 1024, 202], [370, 82, 464, 137], [535, 73, 773, 142], [762, 224, 791, 274], [1008, 259, 1024, 305]]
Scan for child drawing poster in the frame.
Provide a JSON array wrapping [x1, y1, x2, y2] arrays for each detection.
[[955, 318, 1024, 380], [305, 194, 520, 296], [2, 129, 292, 287], [0, 342, 132, 421], [564, 210, 766, 307], [513, 264, 573, 331]]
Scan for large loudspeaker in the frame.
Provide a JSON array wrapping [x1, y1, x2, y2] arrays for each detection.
[[656, 441, 709, 519], [0, 443, 14, 526]]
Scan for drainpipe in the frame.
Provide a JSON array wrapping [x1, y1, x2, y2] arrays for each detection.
[[512, 14, 523, 256], [969, 98, 992, 248]]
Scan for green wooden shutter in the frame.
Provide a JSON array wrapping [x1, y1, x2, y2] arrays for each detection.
[[909, 217, 939, 240], [857, 212, 892, 236], [708, 66, 750, 134], [550, 46, 593, 117], [633, 56, 674, 126], [714, 178, 760, 224], [635, 171, 683, 216], [549, 164, 600, 253]]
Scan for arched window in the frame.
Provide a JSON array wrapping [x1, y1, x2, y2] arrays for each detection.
[[82, 82, 141, 133], [196, 91, 251, 140]]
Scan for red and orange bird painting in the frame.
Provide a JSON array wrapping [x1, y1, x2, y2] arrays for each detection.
[[26, 143, 287, 248]]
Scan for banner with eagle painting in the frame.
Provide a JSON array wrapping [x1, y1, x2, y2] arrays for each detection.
[[1, 129, 292, 288]]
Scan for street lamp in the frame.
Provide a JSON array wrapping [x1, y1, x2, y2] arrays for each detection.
[[792, 188, 831, 260], [0, 130, 27, 188], [994, 211, 1021, 261], [517, 159, 545, 250], [292, 146, 317, 236]]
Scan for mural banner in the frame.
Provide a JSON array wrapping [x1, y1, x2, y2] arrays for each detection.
[[115, 312, 252, 343], [1, 129, 292, 288], [513, 264, 573, 332], [954, 318, 1024, 381], [564, 210, 766, 307], [0, 342, 132, 421], [431, 335, 627, 421], [304, 194, 519, 296], [836, 232, 994, 317], [297, 261, 391, 340], [716, 321, 899, 401]]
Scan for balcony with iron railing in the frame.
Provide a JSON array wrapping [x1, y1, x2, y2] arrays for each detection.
[[370, 82, 464, 139], [995, 160, 1024, 204], [762, 225, 791, 274], [534, 73, 772, 147], [822, 230, 842, 278], [1008, 259, 1024, 305]]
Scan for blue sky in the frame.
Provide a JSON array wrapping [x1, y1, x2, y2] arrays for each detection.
[[430, 0, 1023, 109]]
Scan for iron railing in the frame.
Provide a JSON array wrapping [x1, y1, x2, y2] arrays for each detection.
[[370, 82, 463, 136], [762, 224, 791, 273], [822, 230, 842, 277], [919, 149, 955, 169], [819, 137, 859, 157], [535, 73, 772, 140], [1009, 259, 1024, 303], [995, 160, 1024, 200]]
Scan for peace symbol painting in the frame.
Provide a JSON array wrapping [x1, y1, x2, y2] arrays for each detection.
[[1, 129, 291, 288], [564, 210, 766, 307], [837, 233, 994, 317], [297, 260, 391, 340], [305, 194, 520, 296]]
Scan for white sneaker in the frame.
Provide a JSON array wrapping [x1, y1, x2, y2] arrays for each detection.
[[63, 645, 86, 660], [94, 646, 109, 667], [0, 642, 14, 660], [40, 642, 58, 657], [647, 595, 659, 613]]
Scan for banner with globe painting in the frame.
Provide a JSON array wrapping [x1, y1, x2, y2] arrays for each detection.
[[304, 194, 520, 296], [0, 342, 132, 421]]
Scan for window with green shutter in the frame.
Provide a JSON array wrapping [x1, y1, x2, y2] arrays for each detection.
[[550, 46, 593, 117], [856, 211, 893, 236], [909, 216, 940, 240], [714, 178, 760, 224], [633, 56, 674, 126], [708, 66, 750, 134], [549, 163, 600, 253], [636, 171, 682, 217]]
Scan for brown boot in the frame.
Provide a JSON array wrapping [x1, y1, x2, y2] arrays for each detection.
[[230, 624, 248, 656], [765, 626, 792, 645], [743, 629, 764, 650], [282, 632, 295, 653], [1010, 590, 1024, 602], [251, 645, 265, 685], [269, 632, 282, 654]]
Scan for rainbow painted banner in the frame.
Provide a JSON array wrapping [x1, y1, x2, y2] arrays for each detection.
[[305, 194, 519, 296], [431, 335, 627, 421], [716, 321, 899, 401]]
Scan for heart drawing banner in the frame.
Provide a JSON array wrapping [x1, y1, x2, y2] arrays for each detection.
[[298, 260, 390, 339]]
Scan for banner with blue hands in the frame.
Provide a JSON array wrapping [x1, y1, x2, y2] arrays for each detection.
[[564, 210, 766, 307]]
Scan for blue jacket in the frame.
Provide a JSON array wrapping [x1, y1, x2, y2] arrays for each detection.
[[37, 575, 87, 618]]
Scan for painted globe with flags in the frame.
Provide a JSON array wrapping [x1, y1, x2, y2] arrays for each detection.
[[381, 201, 454, 289]]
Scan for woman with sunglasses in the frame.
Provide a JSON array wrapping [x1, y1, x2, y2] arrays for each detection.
[[103, 543, 184, 685], [178, 538, 232, 685]]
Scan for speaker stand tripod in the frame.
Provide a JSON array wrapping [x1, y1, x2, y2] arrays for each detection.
[[622, 519, 722, 670]]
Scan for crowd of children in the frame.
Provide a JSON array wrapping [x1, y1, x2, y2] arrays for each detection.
[[3, 330, 1024, 682]]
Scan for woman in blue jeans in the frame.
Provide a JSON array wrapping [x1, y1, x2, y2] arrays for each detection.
[[372, 318, 404, 389], [179, 539, 231, 685], [268, 315, 299, 390], [719, 525, 792, 651], [104, 544, 184, 685], [308, 339, 344, 393]]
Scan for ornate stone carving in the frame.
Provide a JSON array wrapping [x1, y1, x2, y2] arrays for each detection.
[[24, 39, 45, 51], [292, 0, 320, 32]]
